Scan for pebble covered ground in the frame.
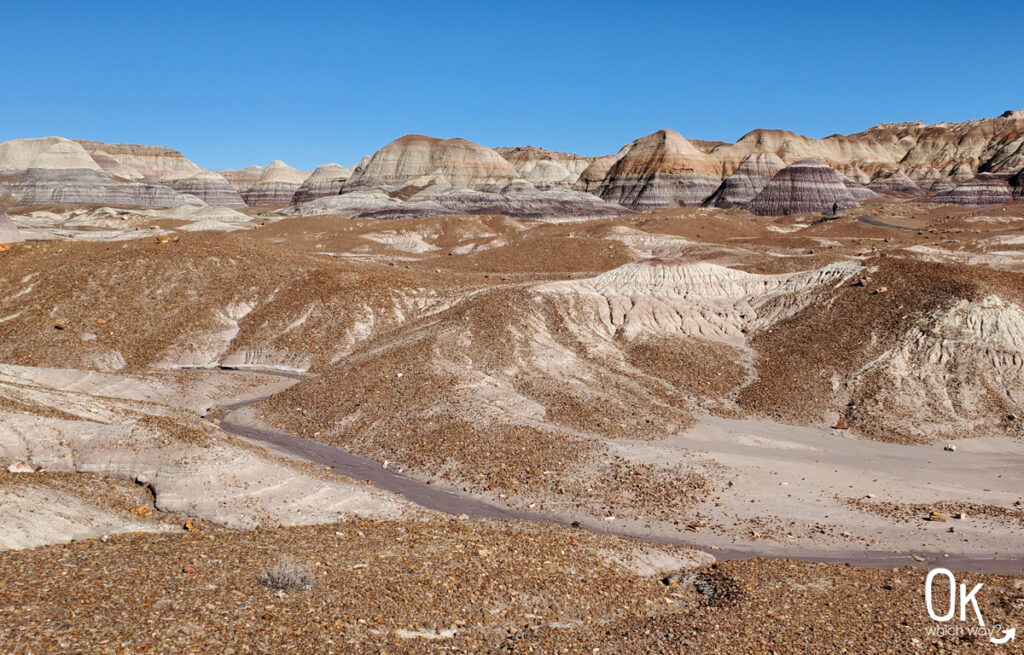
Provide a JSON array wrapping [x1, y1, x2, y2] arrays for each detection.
[[3, 203, 1024, 652], [2, 518, 1021, 654]]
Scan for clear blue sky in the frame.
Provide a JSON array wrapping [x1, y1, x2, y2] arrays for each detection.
[[2, 1, 1019, 171]]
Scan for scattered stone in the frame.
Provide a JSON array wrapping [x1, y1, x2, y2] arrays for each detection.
[[927, 511, 948, 523], [7, 460, 36, 473]]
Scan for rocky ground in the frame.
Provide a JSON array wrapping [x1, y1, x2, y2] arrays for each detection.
[[2, 518, 1021, 654], [1, 198, 1023, 651]]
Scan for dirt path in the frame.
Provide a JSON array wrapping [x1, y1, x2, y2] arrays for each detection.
[[856, 215, 921, 230], [211, 374, 1024, 574]]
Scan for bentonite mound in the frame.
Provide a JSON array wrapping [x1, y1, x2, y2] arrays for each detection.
[[514, 159, 576, 189], [344, 134, 522, 193], [0, 138, 182, 208], [592, 129, 722, 209], [867, 169, 924, 196], [574, 155, 619, 194], [76, 141, 245, 208], [930, 173, 1013, 206], [0, 167, 193, 209], [0, 137, 233, 209], [574, 110, 1024, 197], [288, 184, 628, 220], [496, 146, 594, 188], [704, 153, 785, 208], [223, 160, 309, 206], [284, 136, 629, 219], [844, 182, 880, 202], [746, 159, 859, 216], [291, 164, 352, 205], [0, 207, 22, 244], [164, 171, 247, 208]]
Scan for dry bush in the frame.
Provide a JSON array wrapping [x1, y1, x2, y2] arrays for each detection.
[[258, 556, 315, 592]]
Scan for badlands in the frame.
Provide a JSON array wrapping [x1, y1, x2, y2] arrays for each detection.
[[1, 111, 1024, 653]]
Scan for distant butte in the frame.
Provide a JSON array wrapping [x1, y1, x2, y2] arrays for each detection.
[[0, 110, 1022, 216]]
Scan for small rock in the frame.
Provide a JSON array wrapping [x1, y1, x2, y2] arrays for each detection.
[[872, 286, 889, 295], [943, 444, 956, 452], [927, 511, 948, 523], [833, 420, 848, 430], [53, 320, 67, 330], [455, 513, 469, 521], [7, 460, 35, 473], [956, 512, 967, 520], [130, 505, 153, 516]]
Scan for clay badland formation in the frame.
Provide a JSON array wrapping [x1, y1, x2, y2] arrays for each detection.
[[2, 110, 1022, 220], [1, 111, 1023, 653]]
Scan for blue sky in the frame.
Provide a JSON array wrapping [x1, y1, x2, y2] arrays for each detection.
[[2, 1, 1019, 170]]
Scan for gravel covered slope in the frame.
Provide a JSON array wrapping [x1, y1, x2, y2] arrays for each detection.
[[0, 520, 1019, 653]]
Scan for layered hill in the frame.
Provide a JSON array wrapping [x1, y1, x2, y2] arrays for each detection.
[[2, 109, 1022, 219], [0, 137, 193, 209], [583, 129, 723, 209], [703, 153, 785, 208], [76, 141, 245, 208], [746, 160, 860, 216], [930, 173, 1014, 206], [344, 135, 522, 193], [291, 163, 351, 205], [571, 110, 1024, 212], [866, 169, 923, 196], [289, 135, 626, 219], [222, 160, 309, 207], [495, 146, 595, 188], [0, 137, 250, 210]]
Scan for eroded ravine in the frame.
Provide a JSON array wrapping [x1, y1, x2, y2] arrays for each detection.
[[210, 370, 1024, 574]]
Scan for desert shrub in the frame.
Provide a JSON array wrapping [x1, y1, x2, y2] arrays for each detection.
[[258, 556, 315, 592]]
